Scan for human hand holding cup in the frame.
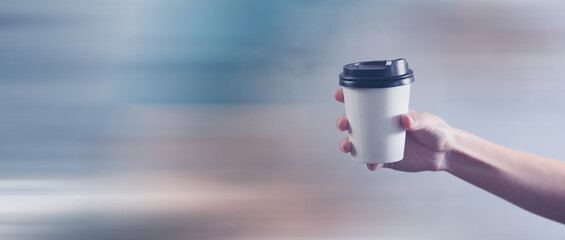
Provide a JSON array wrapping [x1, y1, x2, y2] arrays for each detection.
[[337, 59, 454, 172]]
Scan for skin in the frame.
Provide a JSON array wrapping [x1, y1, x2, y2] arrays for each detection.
[[335, 88, 565, 224]]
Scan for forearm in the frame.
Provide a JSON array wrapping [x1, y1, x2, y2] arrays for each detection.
[[445, 127, 565, 223]]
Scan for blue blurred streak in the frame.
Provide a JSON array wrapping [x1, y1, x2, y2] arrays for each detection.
[[118, 0, 344, 103]]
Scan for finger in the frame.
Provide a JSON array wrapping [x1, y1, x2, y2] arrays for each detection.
[[334, 88, 344, 103], [339, 136, 352, 153], [399, 110, 416, 129], [336, 114, 349, 131], [367, 163, 384, 171], [401, 111, 441, 133], [400, 113, 415, 130]]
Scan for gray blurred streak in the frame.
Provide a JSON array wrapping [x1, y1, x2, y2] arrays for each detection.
[[1, 0, 565, 239]]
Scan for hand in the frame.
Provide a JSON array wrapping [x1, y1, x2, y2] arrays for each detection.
[[335, 88, 453, 172]]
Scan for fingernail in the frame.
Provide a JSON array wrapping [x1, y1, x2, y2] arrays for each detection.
[[367, 164, 376, 171], [406, 113, 415, 127]]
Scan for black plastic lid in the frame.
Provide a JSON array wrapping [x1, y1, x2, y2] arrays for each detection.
[[339, 58, 414, 88]]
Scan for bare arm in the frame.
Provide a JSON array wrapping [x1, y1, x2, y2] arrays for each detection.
[[335, 88, 565, 224], [446, 128, 565, 223]]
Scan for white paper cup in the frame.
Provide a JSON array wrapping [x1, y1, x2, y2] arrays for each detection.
[[339, 59, 414, 164]]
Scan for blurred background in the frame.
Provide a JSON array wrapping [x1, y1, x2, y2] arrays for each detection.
[[1, 0, 565, 239]]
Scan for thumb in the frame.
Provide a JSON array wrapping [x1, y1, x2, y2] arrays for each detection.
[[401, 111, 441, 133]]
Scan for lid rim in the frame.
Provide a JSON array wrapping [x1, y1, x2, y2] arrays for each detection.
[[338, 59, 415, 88], [339, 77, 414, 88]]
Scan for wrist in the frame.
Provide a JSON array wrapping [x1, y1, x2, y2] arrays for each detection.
[[442, 127, 465, 173], [443, 127, 483, 175]]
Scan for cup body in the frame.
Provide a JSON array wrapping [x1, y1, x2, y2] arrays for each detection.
[[343, 84, 411, 164]]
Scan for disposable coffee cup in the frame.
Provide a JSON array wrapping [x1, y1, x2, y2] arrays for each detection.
[[339, 58, 414, 164]]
